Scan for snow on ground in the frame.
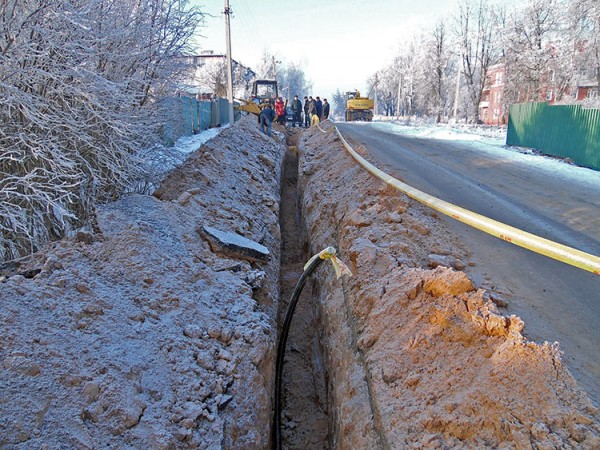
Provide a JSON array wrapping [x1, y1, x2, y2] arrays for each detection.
[[175, 127, 227, 155], [369, 120, 491, 142], [131, 126, 227, 195], [0, 117, 284, 449]]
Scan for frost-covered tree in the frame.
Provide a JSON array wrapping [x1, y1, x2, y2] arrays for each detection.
[[502, 0, 571, 103], [195, 58, 229, 97], [454, 0, 496, 122], [256, 50, 280, 79], [414, 19, 454, 122], [278, 62, 310, 101], [569, 0, 600, 101], [253, 50, 311, 101], [375, 69, 400, 116], [189, 57, 251, 98], [0, 0, 203, 261], [389, 40, 421, 117], [331, 89, 346, 118]]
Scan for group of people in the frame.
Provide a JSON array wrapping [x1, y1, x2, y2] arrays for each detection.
[[258, 94, 330, 137], [300, 95, 330, 128]]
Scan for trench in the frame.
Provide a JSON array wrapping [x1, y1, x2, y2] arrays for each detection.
[[276, 130, 330, 449]]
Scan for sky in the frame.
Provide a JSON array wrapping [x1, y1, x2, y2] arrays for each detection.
[[191, 0, 458, 99]]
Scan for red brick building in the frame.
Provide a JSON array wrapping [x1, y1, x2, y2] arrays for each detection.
[[575, 66, 599, 101], [479, 46, 599, 125], [479, 63, 507, 125]]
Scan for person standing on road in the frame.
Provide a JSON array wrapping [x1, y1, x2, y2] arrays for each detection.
[[315, 96, 323, 121], [303, 96, 310, 127], [322, 98, 330, 120], [258, 103, 276, 137], [291, 95, 302, 127], [275, 97, 286, 125], [308, 96, 317, 119]]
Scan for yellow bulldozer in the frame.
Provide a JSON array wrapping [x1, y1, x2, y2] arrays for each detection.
[[236, 79, 279, 116], [345, 90, 374, 122]]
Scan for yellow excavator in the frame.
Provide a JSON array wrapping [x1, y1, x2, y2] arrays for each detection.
[[236, 79, 279, 115], [345, 90, 374, 121]]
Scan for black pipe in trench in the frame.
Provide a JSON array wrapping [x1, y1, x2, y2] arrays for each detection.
[[273, 255, 325, 450]]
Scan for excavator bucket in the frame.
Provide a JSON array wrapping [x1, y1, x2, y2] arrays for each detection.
[[235, 79, 278, 116], [236, 100, 262, 115]]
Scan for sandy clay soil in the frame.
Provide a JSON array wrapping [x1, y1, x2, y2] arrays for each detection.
[[289, 120, 600, 449], [0, 116, 598, 449]]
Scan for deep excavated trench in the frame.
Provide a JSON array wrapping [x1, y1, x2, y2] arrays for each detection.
[[279, 121, 600, 448], [1, 117, 597, 448], [277, 130, 330, 449]]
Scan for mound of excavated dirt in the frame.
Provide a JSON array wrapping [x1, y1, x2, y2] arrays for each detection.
[[3, 115, 598, 449], [297, 121, 600, 448], [0, 116, 285, 448]]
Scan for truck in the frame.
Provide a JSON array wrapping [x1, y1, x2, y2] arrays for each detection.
[[345, 90, 374, 122]]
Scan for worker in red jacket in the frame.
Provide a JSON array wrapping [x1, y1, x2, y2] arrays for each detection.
[[275, 97, 286, 125]]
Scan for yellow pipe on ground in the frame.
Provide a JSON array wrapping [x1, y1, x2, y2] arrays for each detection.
[[333, 126, 600, 275]]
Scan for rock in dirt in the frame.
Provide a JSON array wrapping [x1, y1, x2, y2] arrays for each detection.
[[198, 225, 270, 262]]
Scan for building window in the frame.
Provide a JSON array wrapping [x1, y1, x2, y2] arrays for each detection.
[[588, 89, 598, 99], [494, 91, 502, 103], [546, 90, 553, 101], [495, 72, 503, 86]]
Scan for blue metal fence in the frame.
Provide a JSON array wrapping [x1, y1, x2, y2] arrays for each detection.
[[163, 96, 236, 146], [507, 102, 600, 170]]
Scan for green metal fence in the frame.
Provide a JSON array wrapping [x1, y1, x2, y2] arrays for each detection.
[[507, 102, 600, 170]]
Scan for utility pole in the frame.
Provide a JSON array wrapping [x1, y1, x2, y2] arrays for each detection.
[[453, 67, 461, 122], [396, 76, 402, 118], [271, 55, 281, 80], [224, 0, 234, 125], [373, 73, 378, 116], [272, 55, 276, 79], [453, 47, 466, 122]]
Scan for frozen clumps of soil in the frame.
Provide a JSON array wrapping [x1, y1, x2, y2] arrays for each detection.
[[298, 121, 600, 449], [0, 116, 284, 449]]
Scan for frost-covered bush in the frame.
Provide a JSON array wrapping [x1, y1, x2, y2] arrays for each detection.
[[0, 0, 203, 261]]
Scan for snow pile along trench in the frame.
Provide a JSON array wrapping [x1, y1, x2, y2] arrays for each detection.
[[297, 122, 600, 448], [0, 116, 285, 448]]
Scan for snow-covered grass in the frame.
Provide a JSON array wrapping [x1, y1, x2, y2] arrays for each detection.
[[131, 126, 226, 195], [173, 126, 227, 155]]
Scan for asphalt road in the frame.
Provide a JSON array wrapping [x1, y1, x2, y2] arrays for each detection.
[[336, 122, 600, 407]]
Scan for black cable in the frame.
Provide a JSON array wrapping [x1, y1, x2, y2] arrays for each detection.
[[273, 255, 325, 450]]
